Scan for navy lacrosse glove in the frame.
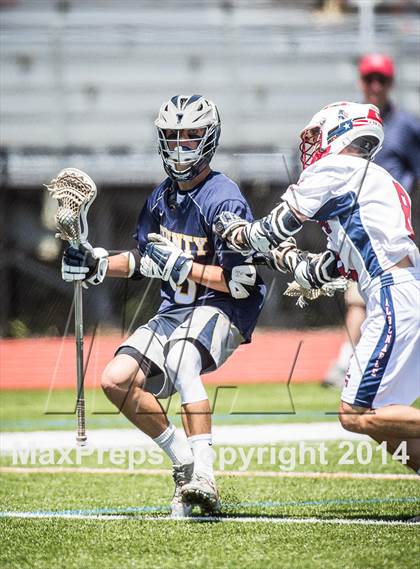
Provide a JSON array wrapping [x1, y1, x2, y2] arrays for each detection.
[[140, 233, 193, 289], [62, 243, 109, 286]]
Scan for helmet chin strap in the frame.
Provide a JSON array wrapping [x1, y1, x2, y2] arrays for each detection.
[[167, 156, 209, 182]]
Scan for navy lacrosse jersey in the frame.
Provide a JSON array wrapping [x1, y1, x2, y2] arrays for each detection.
[[134, 171, 266, 342]]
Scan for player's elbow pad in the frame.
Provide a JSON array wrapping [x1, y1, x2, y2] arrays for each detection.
[[123, 249, 144, 280], [242, 202, 302, 253], [223, 265, 258, 299]]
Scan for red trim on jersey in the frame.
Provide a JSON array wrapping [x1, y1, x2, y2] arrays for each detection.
[[393, 181, 415, 239], [336, 254, 359, 281]]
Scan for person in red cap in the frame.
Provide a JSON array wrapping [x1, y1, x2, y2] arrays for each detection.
[[322, 53, 420, 389], [358, 53, 420, 194], [358, 53, 395, 107]]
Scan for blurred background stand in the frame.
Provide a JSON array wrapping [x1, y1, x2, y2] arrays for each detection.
[[1, 0, 419, 337]]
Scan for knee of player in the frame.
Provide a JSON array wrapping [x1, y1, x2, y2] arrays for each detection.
[[339, 413, 362, 433], [100, 367, 118, 394], [101, 353, 144, 394], [338, 401, 367, 433], [100, 362, 131, 394]]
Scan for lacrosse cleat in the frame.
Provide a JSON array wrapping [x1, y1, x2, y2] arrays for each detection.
[[181, 472, 221, 515], [170, 462, 194, 518]]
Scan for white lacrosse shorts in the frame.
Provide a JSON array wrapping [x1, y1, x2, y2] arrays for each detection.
[[341, 268, 420, 409], [115, 305, 243, 399]]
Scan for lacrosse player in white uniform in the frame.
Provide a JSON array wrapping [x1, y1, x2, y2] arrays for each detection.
[[214, 101, 420, 473], [61, 95, 266, 516]]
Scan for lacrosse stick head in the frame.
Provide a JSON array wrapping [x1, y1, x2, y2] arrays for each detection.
[[45, 168, 97, 245], [284, 277, 350, 308]]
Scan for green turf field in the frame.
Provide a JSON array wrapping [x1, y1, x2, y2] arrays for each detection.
[[1, 385, 419, 568], [1, 472, 419, 569], [1, 384, 342, 431]]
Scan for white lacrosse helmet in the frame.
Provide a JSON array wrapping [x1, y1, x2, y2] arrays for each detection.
[[299, 101, 384, 169], [155, 94, 221, 181]]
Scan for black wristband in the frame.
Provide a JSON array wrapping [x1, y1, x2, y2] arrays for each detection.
[[129, 248, 144, 280]]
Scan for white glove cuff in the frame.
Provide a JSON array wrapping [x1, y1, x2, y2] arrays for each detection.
[[176, 258, 194, 286], [161, 250, 182, 281], [87, 248, 109, 285], [92, 247, 109, 260]]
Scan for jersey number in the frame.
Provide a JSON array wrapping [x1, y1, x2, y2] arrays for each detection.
[[174, 279, 197, 305], [393, 181, 414, 238]]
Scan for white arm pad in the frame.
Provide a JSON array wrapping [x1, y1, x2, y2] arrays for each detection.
[[224, 264, 258, 299], [242, 201, 302, 253], [122, 251, 136, 278]]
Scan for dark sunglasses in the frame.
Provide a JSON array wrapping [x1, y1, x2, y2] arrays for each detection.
[[362, 73, 392, 85]]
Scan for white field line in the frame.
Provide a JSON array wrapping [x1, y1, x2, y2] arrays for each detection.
[[0, 466, 418, 480], [0, 511, 416, 525], [0, 423, 367, 453]]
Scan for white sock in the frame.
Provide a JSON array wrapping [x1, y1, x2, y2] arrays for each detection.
[[153, 424, 193, 466], [189, 433, 215, 479]]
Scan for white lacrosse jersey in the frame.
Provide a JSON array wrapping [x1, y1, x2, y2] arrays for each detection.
[[282, 154, 419, 292]]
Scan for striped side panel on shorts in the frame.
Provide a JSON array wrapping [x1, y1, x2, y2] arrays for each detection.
[[354, 274, 396, 408]]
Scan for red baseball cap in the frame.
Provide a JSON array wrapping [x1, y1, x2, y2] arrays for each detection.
[[358, 54, 395, 79]]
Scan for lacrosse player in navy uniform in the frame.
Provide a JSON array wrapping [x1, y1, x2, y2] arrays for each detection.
[[62, 95, 266, 516]]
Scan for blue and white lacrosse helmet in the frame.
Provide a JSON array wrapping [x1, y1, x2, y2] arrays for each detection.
[[299, 101, 384, 169], [155, 94, 221, 182]]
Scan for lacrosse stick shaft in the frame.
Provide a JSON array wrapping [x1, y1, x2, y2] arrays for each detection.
[[46, 168, 97, 447], [74, 280, 87, 446]]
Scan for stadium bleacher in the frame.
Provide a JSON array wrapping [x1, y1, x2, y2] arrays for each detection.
[[1, 0, 419, 184]]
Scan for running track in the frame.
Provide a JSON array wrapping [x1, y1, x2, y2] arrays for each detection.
[[0, 329, 344, 390]]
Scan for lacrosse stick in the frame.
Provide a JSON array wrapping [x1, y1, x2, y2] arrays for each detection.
[[46, 168, 97, 446], [283, 277, 350, 308], [253, 254, 349, 307]]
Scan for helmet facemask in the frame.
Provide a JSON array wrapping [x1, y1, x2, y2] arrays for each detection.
[[157, 123, 220, 182], [299, 126, 322, 169]]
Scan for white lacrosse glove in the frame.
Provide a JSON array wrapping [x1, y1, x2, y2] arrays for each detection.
[[62, 243, 109, 286], [213, 212, 252, 254], [259, 238, 298, 272], [140, 233, 193, 289]]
